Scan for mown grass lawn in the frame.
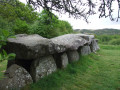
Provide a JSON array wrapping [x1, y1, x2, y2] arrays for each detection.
[[23, 45, 120, 90], [0, 45, 120, 90]]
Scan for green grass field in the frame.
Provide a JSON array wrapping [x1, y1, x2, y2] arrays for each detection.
[[23, 45, 120, 90], [0, 45, 120, 90]]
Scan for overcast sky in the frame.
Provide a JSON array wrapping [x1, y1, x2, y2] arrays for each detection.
[[20, 0, 120, 30]]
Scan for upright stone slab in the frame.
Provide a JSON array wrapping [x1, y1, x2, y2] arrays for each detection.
[[67, 50, 79, 63], [90, 39, 100, 52], [0, 64, 33, 90], [54, 52, 68, 68], [79, 45, 91, 55], [30, 55, 57, 82]]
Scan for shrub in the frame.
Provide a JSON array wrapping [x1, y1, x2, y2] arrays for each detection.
[[0, 16, 9, 30], [96, 35, 120, 45], [109, 39, 120, 45], [29, 10, 60, 38], [29, 10, 73, 38], [57, 20, 73, 35], [0, 16, 14, 34], [13, 19, 29, 34], [0, 1, 38, 34], [0, 30, 16, 62], [0, 1, 38, 23]]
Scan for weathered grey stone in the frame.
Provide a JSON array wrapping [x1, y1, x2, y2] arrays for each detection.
[[4, 34, 96, 60], [30, 55, 57, 82], [79, 45, 91, 55], [76, 34, 94, 45], [67, 50, 79, 63], [0, 64, 33, 90], [90, 39, 100, 52], [54, 52, 68, 68], [0, 33, 100, 88], [51, 34, 87, 53], [4, 34, 54, 60]]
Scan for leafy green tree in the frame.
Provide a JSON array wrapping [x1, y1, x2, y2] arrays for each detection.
[[13, 19, 29, 34], [29, 10, 73, 38], [29, 10, 60, 38], [0, 16, 14, 35], [58, 20, 73, 35], [0, 0, 38, 23], [14, 2, 38, 23], [0, 0, 38, 34], [0, 3, 17, 22]]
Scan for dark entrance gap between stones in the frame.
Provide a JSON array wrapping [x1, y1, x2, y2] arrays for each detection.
[[7, 59, 33, 73]]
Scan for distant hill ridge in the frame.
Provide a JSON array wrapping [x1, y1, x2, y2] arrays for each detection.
[[74, 29, 120, 35]]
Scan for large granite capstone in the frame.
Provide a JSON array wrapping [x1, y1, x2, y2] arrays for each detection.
[[4, 34, 91, 60], [76, 34, 94, 45], [4, 34, 54, 60], [51, 34, 87, 53]]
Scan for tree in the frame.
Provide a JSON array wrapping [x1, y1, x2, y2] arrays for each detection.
[[27, 0, 120, 22], [0, 0, 39, 34], [0, 0, 38, 23], [29, 10, 73, 38]]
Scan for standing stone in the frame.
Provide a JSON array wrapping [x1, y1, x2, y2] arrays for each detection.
[[90, 39, 100, 52], [54, 53, 68, 68], [79, 45, 91, 55], [30, 55, 57, 82], [67, 50, 79, 63], [0, 64, 33, 90]]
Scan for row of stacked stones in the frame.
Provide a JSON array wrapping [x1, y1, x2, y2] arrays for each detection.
[[0, 34, 100, 90]]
